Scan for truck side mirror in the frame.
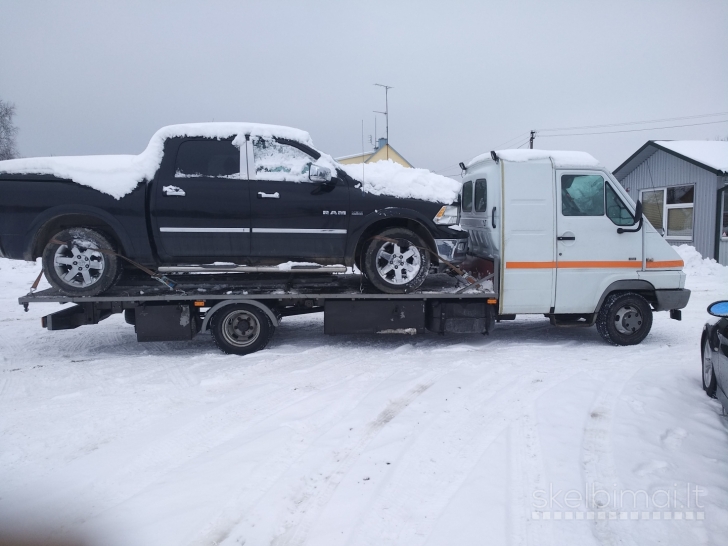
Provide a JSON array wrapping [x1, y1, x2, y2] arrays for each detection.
[[616, 200, 643, 234], [309, 164, 332, 182], [708, 300, 728, 317]]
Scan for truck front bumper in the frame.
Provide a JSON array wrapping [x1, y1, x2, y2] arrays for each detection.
[[435, 238, 467, 265], [653, 289, 691, 311]]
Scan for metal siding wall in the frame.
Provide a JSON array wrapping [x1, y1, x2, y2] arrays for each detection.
[[617, 150, 718, 259]]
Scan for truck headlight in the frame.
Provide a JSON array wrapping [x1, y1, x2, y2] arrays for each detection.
[[433, 205, 459, 225]]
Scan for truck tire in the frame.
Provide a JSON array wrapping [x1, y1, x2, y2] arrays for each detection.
[[42, 228, 119, 296], [596, 292, 653, 346], [363, 227, 430, 294], [702, 335, 718, 398], [210, 304, 275, 355]]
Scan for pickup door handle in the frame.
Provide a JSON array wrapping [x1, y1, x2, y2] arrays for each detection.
[[258, 192, 280, 199], [162, 185, 185, 196], [557, 236, 576, 241]]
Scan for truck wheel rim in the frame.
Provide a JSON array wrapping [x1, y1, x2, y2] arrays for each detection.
[[221, 310, 260, 347], [375, 240, 421, 285], [53, 242, 105, 288], [703, 339, 713, 386], [614, 304, 643, 335]]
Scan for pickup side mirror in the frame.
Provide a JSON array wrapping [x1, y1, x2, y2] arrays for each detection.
[[708, 301, 728, 317], [309, 164, 332, 183], [617, 200, 643, 234]]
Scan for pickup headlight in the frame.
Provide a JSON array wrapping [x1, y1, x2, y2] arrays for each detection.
[[433, 205, 459, 226]]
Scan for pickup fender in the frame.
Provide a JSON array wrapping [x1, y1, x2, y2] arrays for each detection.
[[25, 204, 136, 260]]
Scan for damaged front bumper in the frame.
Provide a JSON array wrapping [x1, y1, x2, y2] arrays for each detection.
[[435, 238, 467, 265]]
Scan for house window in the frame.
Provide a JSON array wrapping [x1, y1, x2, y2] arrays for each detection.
[[640, 185, 694, 240]]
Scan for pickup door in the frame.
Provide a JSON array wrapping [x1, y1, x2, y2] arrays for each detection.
[[248, 137, 349, 260], [150, 137, 252, 262]]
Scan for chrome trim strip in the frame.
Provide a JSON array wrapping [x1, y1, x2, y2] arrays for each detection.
[[160, 227, 250, 233], [252, 228, 347, 234]]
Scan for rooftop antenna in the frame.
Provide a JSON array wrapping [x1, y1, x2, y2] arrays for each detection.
[[374, 83, 393, 160], [374, 110, 386, 155]]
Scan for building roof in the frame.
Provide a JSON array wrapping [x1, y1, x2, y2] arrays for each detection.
[[613, 140, 728, 180]]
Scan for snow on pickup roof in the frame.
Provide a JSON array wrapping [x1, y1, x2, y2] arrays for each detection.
[[340, 160, 462, 204], [0, 123, 314, 199], [653, 140, 728, 174], [466, 149, 601, 169]]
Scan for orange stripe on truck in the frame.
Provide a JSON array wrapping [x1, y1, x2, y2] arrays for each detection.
[[505, 259, 684, 269]]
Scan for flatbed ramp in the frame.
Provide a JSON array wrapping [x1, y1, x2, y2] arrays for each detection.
[[19, 273, 497, 355]]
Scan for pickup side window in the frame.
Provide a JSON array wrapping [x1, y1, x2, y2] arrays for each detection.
[[252, 137, 314, 182], [474, 179, 487, 212], [175, 139, 240, 178], [605, 183, 634, 226], [561, 174, 604, 216], [462, 181, 473, 212]]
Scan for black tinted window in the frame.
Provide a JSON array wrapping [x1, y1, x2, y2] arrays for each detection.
[[462, 181, 473, 212], [474, 179, 487, 212], [175, 139, 240, 178]]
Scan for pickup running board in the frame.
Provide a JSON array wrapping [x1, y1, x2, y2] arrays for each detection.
[[157, 264, 347, 274]]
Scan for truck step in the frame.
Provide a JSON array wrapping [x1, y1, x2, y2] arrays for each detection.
[[157, 264, 348, 274]]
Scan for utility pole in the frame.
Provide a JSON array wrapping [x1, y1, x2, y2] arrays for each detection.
[[374, 83, 393, 160], [529, 130, 536, 149]]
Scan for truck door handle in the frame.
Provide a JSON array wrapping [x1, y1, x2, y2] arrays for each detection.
[[162, 185, 185, 196], [258, 192, 280, 199], [491, 207, 496, 228], [557, 236, 576, 241]]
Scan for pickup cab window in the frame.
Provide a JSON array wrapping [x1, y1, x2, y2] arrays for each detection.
[[561, 174, 604, 216], [252, 138, 314, 182], [474, 179, 487, 212], [174, 138, 241, 179]]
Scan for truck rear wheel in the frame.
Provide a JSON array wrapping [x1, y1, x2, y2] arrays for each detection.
[[210, 304, 275, 355], [363, 227, 430, 294], [596, 292, 653, 346], [42, 228, 119, 296]]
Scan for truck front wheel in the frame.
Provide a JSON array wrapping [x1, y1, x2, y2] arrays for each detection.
[[363, 227, 430, 294], [596, 292, 653, 346], [42, 228, 119, 296]]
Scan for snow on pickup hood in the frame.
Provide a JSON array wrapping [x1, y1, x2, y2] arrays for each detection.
[[340, 160, 461, 205], [0, 123, 314, 200]]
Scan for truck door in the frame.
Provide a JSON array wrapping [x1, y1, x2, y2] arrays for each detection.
[[248, 137, 349, 260], [150, 137, 251, 262], [554, 171, 641, 314]]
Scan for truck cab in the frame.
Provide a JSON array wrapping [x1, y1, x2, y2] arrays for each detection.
[[460, 149, 690, 345]]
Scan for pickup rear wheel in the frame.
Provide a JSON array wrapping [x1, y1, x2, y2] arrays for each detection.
[[596, 292, 653, 346], [42, 228, 119, 296], [210, 304, 274, 355], [363, 227, 430, 294]]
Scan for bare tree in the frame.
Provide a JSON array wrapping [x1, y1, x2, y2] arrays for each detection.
[[0, 100, 19, 160]]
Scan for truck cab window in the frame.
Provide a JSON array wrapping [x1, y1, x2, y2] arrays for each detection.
[[462, 181, 473, 212], [474, 179, 487, 212], [561, 174, 604, 216], [253, 137, 314, 182], [605, 183, 634, 226], [175, 139, 240, 178]]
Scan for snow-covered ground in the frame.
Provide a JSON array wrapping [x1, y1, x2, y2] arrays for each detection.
[[1, 247, 727, 546]]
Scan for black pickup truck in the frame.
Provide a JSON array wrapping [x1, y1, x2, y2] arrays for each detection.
[[0, 123, 466, 296]]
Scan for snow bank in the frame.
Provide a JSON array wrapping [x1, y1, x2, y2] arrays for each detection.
[[0, 123, 313, 200], [654, 141, 728, 174], [674, 244, 727, 277], [466, 149, 601, 169], [341, 160, 461, 204]]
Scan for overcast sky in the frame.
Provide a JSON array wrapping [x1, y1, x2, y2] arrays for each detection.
[[1, 0, 726, 173]]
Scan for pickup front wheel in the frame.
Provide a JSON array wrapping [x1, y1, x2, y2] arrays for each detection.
[[42, 228, 119, 296], [363, 227, 430, 294]]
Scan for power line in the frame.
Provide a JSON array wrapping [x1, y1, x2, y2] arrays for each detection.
[[537, 118, 728, 138], [536, 110, 728, 132]]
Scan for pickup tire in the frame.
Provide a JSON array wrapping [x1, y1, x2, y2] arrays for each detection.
[[702, 335, 718, 398], [42, 228, 119, 296], [210, 304, 274, 355], [596, 292, 653, 346], [363, 227, 430, 294]]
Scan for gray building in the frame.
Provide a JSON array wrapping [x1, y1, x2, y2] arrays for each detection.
[[613, 141, 728, 265]]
